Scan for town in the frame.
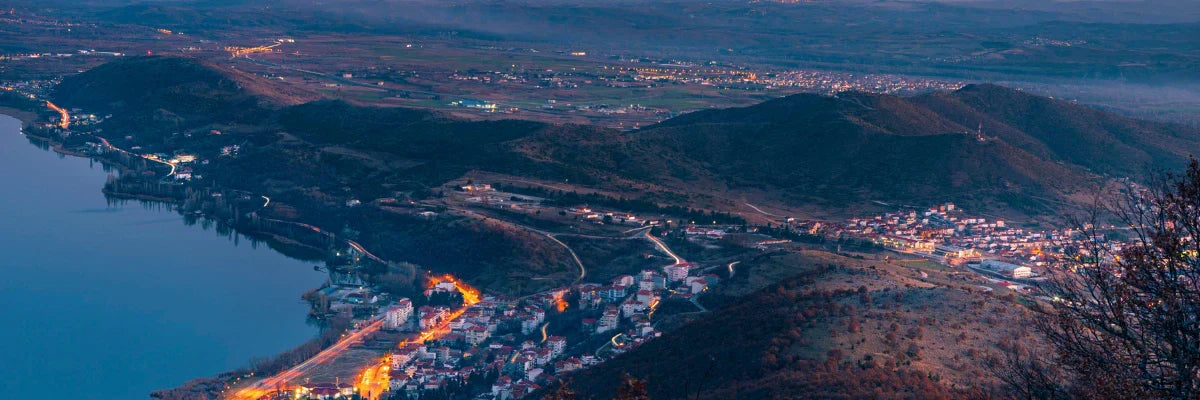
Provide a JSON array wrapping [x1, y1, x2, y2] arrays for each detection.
[[230, 218, 721, 400], [2, 79, 1131, 400]]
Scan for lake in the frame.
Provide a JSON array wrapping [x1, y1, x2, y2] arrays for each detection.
[[0, 114, 325, 399]]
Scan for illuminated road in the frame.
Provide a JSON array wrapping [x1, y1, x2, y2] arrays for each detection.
[[227, 40, 285, 57], [45, 101, 70, 129], [727, 261, 740, 278], [355, 362, 390, 400], [351, 275, 483, 400], [229, 318, 384, 400], [229, 279, 479, 400], [94, 136, 177, 181], [644, 230, 685, 264], [347, 239, 387, 265], [152, 156, 177, 182], [545, 233, 586, 283]]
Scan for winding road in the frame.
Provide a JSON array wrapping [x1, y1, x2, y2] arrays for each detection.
[[643, 230, 685, 265], [545, 233, 587, 283], [744, 202, 782, 218]]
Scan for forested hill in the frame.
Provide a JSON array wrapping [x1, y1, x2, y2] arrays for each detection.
[[516, 84, 1200, 213], [51, 56, 1200, 217], [52, 56, 317, 142]]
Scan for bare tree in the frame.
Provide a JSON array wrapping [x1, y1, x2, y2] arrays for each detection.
[[614, 374, 650, 400], [544, 380, 577, 400], [1027, 160, 1200, 399]]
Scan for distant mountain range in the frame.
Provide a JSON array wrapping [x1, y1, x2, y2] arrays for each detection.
[[53, 56, 1200, 218]]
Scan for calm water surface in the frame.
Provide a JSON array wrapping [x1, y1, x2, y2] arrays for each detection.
[[0, 115, 324, 399]]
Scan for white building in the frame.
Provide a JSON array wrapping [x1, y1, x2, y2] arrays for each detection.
[[384, 299, 414, 330], [981, 260, 1032, 279], [663, 263, 692, 282]]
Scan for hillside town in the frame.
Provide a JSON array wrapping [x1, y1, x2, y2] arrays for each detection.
[[3, 82, 1126, 400], [838, 203, 1131, 282], [246, 232, 719, 400]]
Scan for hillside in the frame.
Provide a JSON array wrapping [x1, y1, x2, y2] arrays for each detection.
[[511, 85, 1200, 216], [52, 56, 317, 141], [49, 57, 579, 296], [912, 84, 1200, 177], [49, 56, 1200, 224], [52, 57, 1200, 221], [556, 251, 1033, 399]]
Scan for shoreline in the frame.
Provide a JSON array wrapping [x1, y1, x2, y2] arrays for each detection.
[[22, 130, 101, 159], [0, 107, 37, 127], [3, 110, 346, 400]]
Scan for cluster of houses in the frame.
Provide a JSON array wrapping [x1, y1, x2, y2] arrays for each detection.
[[292, 383, 357, 399], [364, 258, 722, 399], [48, 110, 104, 127], [683, 225, 727, 239], [380, 291, 576, 399], [450, 99, 499, 111], [840, 203, 1123, 278], [566, 205, 651, 226]]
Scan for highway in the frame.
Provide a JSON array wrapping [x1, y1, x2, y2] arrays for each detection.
[[352, 275, 482, 400], [225, 237, 445, 400], [229, 275, 478, 400], [229, 318, 384, 400]]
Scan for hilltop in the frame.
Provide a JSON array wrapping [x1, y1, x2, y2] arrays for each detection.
[[50, 57, 1200, 222], [513, 85, 1200, 217], [52, 56, 318, 141], [913, 84, 1200, 177]]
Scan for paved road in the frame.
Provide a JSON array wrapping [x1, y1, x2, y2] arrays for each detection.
[[545, 233, 587, 283], [96, 136, 177, 182], [45, 101, 70, 129], [255, 215, 388, 265], [689, 296, 708, 312], [644, 230, 685, 264], [744, 202, 781, 218], [229, 318, 384, 400]]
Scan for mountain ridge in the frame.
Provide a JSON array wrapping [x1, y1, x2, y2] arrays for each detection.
[[51, 57, 1200, 218]]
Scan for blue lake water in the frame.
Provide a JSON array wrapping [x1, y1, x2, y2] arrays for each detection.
[[0, 114, 325, 399]]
